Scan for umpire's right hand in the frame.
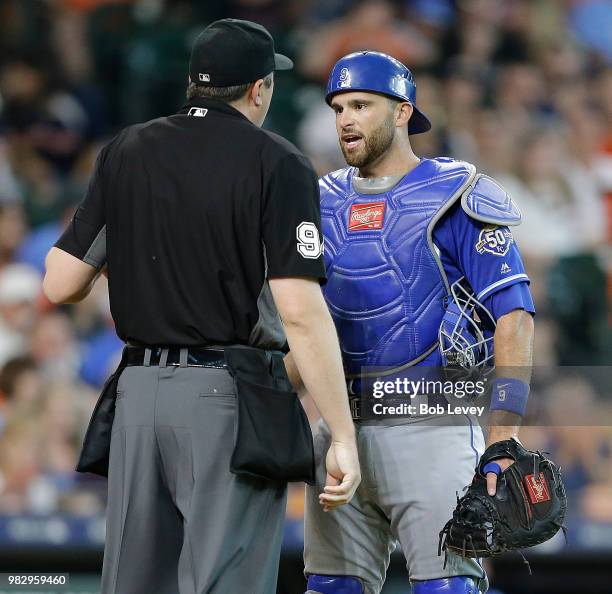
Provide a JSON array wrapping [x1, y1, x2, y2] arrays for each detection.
[[320, 440, 361, 511]]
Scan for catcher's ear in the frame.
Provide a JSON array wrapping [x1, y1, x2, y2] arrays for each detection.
[[396, 102, 413, 127]]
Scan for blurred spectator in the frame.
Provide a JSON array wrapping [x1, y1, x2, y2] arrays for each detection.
[[0, 201, 27, 269], [0, 264, 42, 366], [30, 311, 81, 382], [0, 417, 43, 513], [503, 127, 606, 260], [7, 149, 72, 228], [300, 0, 436, 83], [469, 108, 516, 175], [499, 126, 608, 362], [568, 0, 612, 61], [440, 9, 498, 75], [494, 62, 551, 134], [0, 56, 92, 176], [14, 146, 100, 274], [39, 382, 82, 477], [79, 287, 123, 388], [540, 42, 587, 94], [0, 140, 21, 203], [582, 479, 612, 523], [14, 218, 63, 274], [0, 355, 42, 431], [439, 67, 485, 161], [407, 0, 455, 36], [296, 89, 343, 175], [541, 377, 612, 516], [594, 70, 612, 209]]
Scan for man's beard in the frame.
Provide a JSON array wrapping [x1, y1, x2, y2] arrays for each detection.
[[340, 117, 395, 168]]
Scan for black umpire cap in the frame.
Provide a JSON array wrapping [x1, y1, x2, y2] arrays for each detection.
[[189, 19, 293, 87]]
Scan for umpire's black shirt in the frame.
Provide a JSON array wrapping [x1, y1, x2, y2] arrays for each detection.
[[56, 98, 326, 348]]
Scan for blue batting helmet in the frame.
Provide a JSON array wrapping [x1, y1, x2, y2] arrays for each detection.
[[326, 51, 431, 135]]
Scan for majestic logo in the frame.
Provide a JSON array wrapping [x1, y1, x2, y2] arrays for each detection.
[[338, 67, 351, 88], [348, 202, 386, 231], [475, 225, 514, 257], [524, 472, 551, 504], [500, 262, 512, 274], [199, 73, 211, 82], [188, 107, 208, 117]]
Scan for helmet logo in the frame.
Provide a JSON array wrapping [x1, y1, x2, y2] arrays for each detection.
[[338, 67, 351, 88]]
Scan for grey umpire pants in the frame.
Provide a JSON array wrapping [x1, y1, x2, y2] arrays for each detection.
[[100, 353, 287, 594]]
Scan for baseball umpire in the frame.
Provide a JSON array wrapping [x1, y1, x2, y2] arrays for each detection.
[[42, 19, 360, 594], [293, 51, 549, 594]]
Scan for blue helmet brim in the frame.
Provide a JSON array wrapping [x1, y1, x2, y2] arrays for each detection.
[[408, 106, 432, 135]]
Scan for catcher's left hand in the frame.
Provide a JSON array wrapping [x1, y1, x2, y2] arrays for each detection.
[[439, 438, 567, 561]]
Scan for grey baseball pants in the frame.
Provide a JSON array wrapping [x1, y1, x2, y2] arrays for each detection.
[[100, 359, 287, 594], [304, 416, 488, 594]]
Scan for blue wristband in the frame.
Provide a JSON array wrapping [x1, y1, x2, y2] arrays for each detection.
[[490, 378, 529, 416]]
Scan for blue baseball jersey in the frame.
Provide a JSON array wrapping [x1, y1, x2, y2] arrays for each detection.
[[432, 201, 535, 321]]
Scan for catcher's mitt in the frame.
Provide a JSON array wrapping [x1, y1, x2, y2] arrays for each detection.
[[439, 438, 567, 566]]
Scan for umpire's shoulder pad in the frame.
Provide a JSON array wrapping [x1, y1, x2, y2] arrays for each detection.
[[461, 173, 521, 227]]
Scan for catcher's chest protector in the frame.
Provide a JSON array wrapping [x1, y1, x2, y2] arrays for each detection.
[[320, 158, 475, 376]]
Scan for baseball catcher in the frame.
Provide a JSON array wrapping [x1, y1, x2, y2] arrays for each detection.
[[281, 50, 568, 594]]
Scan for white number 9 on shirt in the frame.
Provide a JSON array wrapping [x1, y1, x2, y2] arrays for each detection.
[[296, 222, 323, 259]]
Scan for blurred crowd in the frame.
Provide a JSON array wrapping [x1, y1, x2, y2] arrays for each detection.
[[0, 0, 611, 538]]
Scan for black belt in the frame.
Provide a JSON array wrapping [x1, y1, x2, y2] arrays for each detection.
[[125, 346, 227, 368]]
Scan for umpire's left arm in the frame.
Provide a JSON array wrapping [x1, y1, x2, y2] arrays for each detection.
[[44, 247, 102, 303]]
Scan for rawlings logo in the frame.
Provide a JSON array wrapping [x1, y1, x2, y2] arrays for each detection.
[[348, 202, 386, 231], [475, 225, 514, 257], [524, 472, 551, 504]]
